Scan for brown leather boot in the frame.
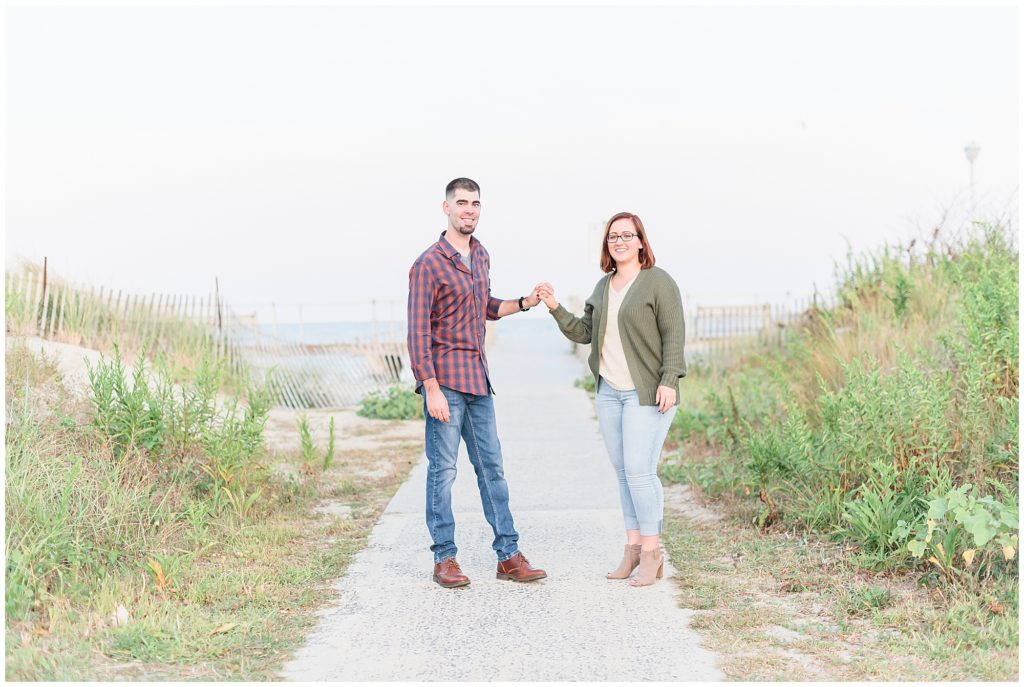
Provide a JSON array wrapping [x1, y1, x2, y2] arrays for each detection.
[[607, 544, 642, 579], [432, 558, 470, 588], [496, 552, 547, 582]]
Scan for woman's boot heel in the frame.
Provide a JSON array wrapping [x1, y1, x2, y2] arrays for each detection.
[[630, 548, 664, 587]]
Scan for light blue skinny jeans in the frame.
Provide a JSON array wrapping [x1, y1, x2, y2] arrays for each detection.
[[595, 377, 677, 536]]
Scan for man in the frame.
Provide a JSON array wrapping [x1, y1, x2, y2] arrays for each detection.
[[407, 177, 547, 588]]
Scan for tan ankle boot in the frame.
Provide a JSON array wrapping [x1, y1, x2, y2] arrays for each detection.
[[629, 548, 664, 587], [606, 544, 642, 579]]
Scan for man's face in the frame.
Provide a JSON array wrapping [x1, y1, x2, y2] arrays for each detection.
[[443, 188, 481, 236]]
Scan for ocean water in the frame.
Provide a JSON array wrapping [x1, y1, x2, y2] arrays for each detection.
[[254, 320, 406, 344], [246, 309, 773, 346], [251, 316, 564, 346]]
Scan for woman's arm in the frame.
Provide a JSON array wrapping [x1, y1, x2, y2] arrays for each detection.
[[655, 272, 687, 386], [537, 282, 596, 344], [551, 301, 595, 344]]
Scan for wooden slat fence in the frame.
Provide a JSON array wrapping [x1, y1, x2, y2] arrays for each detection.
[[686, 294, 830, 367], [5, 264, 416, 409], [566, 294, 831, 370], [233, 338, 412, 409], [5, 267, 242, 371]]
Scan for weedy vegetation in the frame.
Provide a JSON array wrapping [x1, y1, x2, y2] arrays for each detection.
[[661, 223, 1018, 680], [357, 385, 423, 420], [6, 327, 419, 679], [298, 414, 336, 472]]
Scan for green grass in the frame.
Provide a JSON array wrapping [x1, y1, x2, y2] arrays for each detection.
[[664, 223, 1018, 581], [657, 221, 1018, 679], [661, 510, 1019, 680], [5, 341, 419, 680]]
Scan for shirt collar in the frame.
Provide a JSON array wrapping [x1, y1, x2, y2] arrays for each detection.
[[437, 231, 478, 259]]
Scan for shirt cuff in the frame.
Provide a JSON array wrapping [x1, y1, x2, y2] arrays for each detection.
[[486, 296, 503, 320], [413, 362, 437, 382]]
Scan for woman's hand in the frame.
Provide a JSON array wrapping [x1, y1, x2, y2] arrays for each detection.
[[535, 282, 559, 310], [655, 385, 676, 413]]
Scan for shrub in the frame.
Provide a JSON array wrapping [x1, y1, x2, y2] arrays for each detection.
[[840, 461, 928, 570], [86, 345, 169, 459], [85, 343, 271, 519], [897, 483, 1019, 584], [574, 374, 596, 393], [357, 386, 423, 420]]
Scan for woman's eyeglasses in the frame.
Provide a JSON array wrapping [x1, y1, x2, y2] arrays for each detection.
[[606, 232, 636, 243]]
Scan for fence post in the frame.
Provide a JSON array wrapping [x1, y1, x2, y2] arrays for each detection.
[[25, 270, 39, 334], [38, 274, 51, 339], [37, 257, 49, 336], [9, 272, 22, 328], [53, 284, 65, 339]]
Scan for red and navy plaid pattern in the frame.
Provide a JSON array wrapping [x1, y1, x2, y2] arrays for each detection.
[[408, 232, 504, 396]]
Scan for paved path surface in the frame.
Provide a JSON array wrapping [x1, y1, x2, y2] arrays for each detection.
[[280, 319, 723, 681]]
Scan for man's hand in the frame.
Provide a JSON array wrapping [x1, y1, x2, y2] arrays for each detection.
[[423, 379, 450, 423], [655, 385, 676, 413], [535, 282, 558, 310], [524, 286, 543, 309]]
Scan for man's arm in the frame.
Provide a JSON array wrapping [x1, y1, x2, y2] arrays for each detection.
[[488, 288, 543, 319], [408, 262, 451, 422], [407, 262, 437, 383]]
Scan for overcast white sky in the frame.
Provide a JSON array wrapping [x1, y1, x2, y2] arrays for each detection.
[[5, 3, 1019, 322]]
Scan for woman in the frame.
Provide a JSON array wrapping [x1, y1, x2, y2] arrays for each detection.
[[536, 212, 686, 587]]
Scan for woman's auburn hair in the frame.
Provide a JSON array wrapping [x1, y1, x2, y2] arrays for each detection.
[[600, 212, 656, 273]]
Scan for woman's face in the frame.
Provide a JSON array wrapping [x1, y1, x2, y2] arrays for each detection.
[[606, 217, 642, 266]]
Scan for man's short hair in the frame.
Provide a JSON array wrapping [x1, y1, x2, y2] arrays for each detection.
[[446, 177, 481, 199]]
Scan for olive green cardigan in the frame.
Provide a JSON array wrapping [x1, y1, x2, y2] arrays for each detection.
[[549, 266, 687, 406]]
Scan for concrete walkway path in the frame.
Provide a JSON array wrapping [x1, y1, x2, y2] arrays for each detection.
[[280, 319, 723, 681]]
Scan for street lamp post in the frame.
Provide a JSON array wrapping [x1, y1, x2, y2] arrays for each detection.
[[964, 141, 980, 213]]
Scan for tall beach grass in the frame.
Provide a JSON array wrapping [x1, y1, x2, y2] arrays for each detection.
[[665, 222, 1018, 582]]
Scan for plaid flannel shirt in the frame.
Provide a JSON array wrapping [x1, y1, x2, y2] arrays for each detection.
[[407, 232, 504, 396]]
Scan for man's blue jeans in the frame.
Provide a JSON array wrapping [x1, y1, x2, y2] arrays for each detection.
[[423, 385, 520, 564]]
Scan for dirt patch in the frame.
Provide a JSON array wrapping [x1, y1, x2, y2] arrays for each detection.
[[662, 483, 724, 525], [263, 408, 421, 455], [314, 501, 354, 519], [9, 336, 104, 391]]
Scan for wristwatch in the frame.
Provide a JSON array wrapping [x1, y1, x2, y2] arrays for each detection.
[[517, 296, 531, 312]]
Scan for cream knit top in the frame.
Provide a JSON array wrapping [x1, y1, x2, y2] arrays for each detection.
[[599, 275, 637, 390]]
